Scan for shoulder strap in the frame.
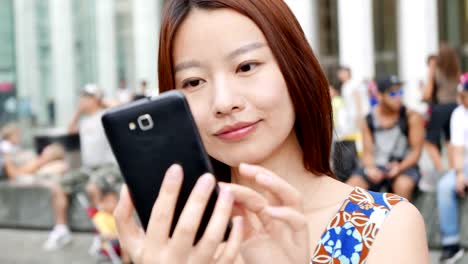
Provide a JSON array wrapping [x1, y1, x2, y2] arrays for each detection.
[[398, 106, 409, 138], [366, 112, 375, 135]]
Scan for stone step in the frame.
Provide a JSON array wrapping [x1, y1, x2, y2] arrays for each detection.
[[0, 182, 93, 231]]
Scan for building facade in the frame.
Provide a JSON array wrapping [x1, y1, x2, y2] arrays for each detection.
[[1, 0, 467, 127]]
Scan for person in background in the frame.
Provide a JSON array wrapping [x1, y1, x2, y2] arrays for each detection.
[[437, 73, 468, 263], [331, 67, 370, 181], [4, 143, 68, 184], [347, 76, 425, 200], [134, 80, 158, 100], [87, 188, 130, 263], [0, 123, 21, 155], [117, 79, 134, 105], [0, 124, 62, 181], [337, 66, 371, 138], [422, 44, 460, 172], [42, 84, 122, 251]]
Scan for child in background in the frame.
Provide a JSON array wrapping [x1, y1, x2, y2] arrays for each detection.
[[87, 187, 130, 264]]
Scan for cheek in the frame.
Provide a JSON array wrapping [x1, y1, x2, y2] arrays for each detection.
[[184, 94, 212, 141], [248, 65, 291, 113]]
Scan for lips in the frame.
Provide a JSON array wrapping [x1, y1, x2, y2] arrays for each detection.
[[214, 120, 261, 141]]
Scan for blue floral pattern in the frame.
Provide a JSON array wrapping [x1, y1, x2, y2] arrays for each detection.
[[311, 187, 405, 263]]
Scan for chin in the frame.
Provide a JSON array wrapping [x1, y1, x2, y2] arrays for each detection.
[[209, 142, 272, 167]]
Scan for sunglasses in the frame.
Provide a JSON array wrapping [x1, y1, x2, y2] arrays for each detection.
[[388, 89, 403, 98]]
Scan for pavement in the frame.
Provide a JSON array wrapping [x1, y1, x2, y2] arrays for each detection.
[[0, 228, 467, 264]]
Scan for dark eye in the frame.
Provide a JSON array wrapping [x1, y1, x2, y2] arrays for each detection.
[[182, 79, 205, 89], [237, 62, 258, 73]]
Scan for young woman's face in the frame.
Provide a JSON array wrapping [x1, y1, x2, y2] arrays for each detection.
[[173, 8, 295, 166]]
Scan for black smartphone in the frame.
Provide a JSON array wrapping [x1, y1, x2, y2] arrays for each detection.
[[102, 90, 230, 244]]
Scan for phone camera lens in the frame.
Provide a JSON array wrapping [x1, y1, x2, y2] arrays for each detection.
[[138, 114, 154, 131]]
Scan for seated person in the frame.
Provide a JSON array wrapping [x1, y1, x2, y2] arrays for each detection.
[[0, 123, 36, 165], [436, 73, 468, 263], [4, 143, 68, 184], [0, 123, 21, 155], [346, 75, 424, 200], [42, 84, 122, 251]]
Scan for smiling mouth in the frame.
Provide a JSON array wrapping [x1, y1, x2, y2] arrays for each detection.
[[214, 120, 262, 141]]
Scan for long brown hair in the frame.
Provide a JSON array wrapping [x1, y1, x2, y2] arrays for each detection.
[[158, 0, 334, 178], [437, 43, 461, 80]]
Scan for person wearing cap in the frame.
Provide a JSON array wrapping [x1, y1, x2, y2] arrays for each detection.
[[436, 73, 468, 263], [42, 84, 122, 251], [346, 75, 425, 200]]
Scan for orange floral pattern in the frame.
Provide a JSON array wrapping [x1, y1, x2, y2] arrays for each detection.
[[310, 187, 405, 264]]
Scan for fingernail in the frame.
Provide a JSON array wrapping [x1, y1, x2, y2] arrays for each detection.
[[166, 164, 182, 183], [196, 174, 214, 191], [240, 163, 256, 174], [220, 187, 233, 202], [256, 173, 272, 184]]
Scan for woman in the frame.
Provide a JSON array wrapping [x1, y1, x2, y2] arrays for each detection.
[[114, 0, 429, 263], [423, 44, 461, 172]]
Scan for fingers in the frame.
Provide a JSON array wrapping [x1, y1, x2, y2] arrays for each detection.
[[218, 182, 268, 214], [195, 187, 235, 260], [264, 206, 308, 231], [219, 182, 278, 232], [114, 185, 145, 261], [146, 164, 184, 247], [171, 173, 216, 249], [238, 163, 303, 209], [216, 216, 244, 264]]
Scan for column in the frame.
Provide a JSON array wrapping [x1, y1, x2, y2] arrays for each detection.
[[96, 0, 117, 98], [397, 0, 438, 112], [337, 0, 375, 81], [132, 0, 161, 93], [14, 0, 44, 123], [49, 0, 76, 127], [284, 0, 320, 53]]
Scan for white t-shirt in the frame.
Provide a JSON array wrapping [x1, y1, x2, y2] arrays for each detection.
[[450, 105, 468, 167], [340, 79, 370, 137], [79, 110, 116, 168], [117, 89, 133, 104], [0, 140, 19, 155]]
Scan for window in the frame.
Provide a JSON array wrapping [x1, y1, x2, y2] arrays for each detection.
[[373, 0, 398, 79], [438, 0, 468, 71], [318, 0, 340, 84]]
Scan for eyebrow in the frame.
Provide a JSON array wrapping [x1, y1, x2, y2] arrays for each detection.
[[227, 42, 266, 60], [174, 61, 202, 73], [174, 42, 266, 73]]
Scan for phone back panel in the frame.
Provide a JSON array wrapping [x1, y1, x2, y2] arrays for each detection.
[[102, 90, 219, 241]]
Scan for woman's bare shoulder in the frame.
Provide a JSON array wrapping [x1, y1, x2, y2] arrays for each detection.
[[366, 201, 429, 264]]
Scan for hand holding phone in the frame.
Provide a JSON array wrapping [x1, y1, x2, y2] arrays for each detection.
[[114, 164, 245, 263]]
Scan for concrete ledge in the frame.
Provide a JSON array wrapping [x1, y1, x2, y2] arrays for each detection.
[[0, 182, 93, 231], [413, 190, 468, 249], [0, 180, 467, 248]]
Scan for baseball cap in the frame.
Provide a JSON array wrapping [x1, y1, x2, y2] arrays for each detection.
[[458, 73, 468, 92], [81, 84, 103, 99], [377, 75, 403, 93]]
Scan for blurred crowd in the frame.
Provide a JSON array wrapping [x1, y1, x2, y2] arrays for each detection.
[[0, 43, 467, 263], [331, 43, 468, 262]]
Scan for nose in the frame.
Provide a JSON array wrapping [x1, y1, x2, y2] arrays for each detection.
[[212, 77, 245, 117]]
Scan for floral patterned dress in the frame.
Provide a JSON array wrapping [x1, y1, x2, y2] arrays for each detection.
[[311, 187, 406, 264]]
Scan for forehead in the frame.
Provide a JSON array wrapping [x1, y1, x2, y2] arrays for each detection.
[[173, 8, 267, 61]]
